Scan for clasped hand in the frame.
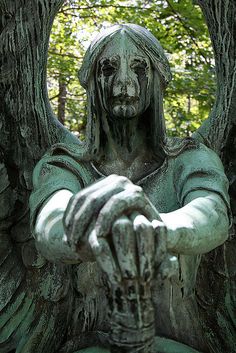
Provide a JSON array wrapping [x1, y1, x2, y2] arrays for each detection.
[[63, 174, 167, 283], [63, 175, 178, 347]]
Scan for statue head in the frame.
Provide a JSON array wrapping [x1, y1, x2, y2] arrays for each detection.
[[79, 24, 172, 159], [96, 31, 153, 121]]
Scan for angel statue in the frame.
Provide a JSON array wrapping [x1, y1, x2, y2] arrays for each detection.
[[0, 2, 235, 353], [30, 23, 230, 353]]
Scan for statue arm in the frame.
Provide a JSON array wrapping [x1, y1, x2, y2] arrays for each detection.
[[32, 144, 230, 263], [160, 190, 229, 255], [33, 182, 229, 263], [159, 144, 231, 255], [34, 189, 80, 264], [30, 153, 88, 264]]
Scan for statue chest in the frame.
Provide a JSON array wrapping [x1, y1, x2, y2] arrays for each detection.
[[138, 162, 179, 213]]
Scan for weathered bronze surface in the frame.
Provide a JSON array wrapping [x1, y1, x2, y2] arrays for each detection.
[[29, 25, 230, 353], [0, 4, 235, 351]]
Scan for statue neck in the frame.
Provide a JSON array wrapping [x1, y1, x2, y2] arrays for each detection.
[[94, 113, 160, 181], [101, 115, 147, 163]]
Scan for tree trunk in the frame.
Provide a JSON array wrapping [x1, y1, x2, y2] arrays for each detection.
[[193, 0, 236, 155], [58, 75, 67, 125], [0, 0, 77, 180], [193, 2, 236, 352]]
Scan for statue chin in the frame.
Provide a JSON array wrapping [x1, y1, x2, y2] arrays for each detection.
[[112, 104, 137, 119]]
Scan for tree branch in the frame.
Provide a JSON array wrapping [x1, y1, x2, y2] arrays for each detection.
[[166, 0, 211, 66], [61, 5, 148, 11], [49, 93, 60, 101], [48, 50, 82, 60]]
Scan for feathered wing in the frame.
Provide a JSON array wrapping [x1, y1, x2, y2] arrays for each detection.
[[0, 1, 80, 352], [193, 1, 236, 352]]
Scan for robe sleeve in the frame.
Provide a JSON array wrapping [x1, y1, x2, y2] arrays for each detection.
[[30, 154, 87, 229], [174, 143, 230, 212], [160, 144, 231, 255], [29, 152, 92, 263]]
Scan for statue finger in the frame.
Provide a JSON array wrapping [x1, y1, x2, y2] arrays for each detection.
[[112, 216, 137, 279], [96, 185, 159, 238], [133, 213, 155, 282], [64, 174, 132, 233], [75, 219, 96, 262], [64, 175, 133, 243], [158, 255, 179, 280], [152, 219, 167, 266], [89, 230, 121, 286]]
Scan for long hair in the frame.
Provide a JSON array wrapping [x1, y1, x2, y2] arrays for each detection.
[[79, 24, 172, 160]]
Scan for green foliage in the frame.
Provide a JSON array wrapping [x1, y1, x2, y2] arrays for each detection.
[[47, 0, 215, 138]]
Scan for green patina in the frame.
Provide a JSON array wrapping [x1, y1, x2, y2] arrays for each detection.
[[0, 21, 234, 353], [29, 25, 230, 353]]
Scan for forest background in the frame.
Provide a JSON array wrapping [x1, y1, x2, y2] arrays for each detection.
[[48, 0, 215, 140]]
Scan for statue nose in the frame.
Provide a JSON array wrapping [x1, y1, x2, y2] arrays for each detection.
[[113, 68, 137, 96]]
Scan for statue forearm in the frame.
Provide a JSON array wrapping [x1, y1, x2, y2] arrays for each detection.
[[160, 191, 229, 255], [34, 190, 80, 264], [34, 185, 229, 261]]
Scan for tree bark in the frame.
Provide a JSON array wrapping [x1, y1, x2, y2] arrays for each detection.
[[0, 0, 77, 184], [193, 0, 236, 155], [58, 75, 67, 125]]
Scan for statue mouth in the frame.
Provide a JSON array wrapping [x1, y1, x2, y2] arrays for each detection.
[[112, 104, 137, 118], [112, 95, 138, 105]]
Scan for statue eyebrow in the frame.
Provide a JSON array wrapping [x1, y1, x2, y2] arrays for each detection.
[[99, 56, 119, 65], [132, 58, 146, 63], [131, 56, 148, 62]]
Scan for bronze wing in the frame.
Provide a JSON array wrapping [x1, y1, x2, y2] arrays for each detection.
[[0, 1, 79, 352], [193, 1, 236, 352]]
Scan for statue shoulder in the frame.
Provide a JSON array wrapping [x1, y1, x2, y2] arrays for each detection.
[[34, 142, 94, 186], [164, 136, 222, 166], [165, 136, 199, 156], [166, 137, 224, 171], [166, 138, 230, 212], [30, 143, 96, 229]]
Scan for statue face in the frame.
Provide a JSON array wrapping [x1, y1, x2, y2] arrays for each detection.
[[97, 31, 153, 119]]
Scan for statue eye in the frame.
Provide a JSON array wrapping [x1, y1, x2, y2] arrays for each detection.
[[131, 60, 148, 76], [101, 60, 117, 77]]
